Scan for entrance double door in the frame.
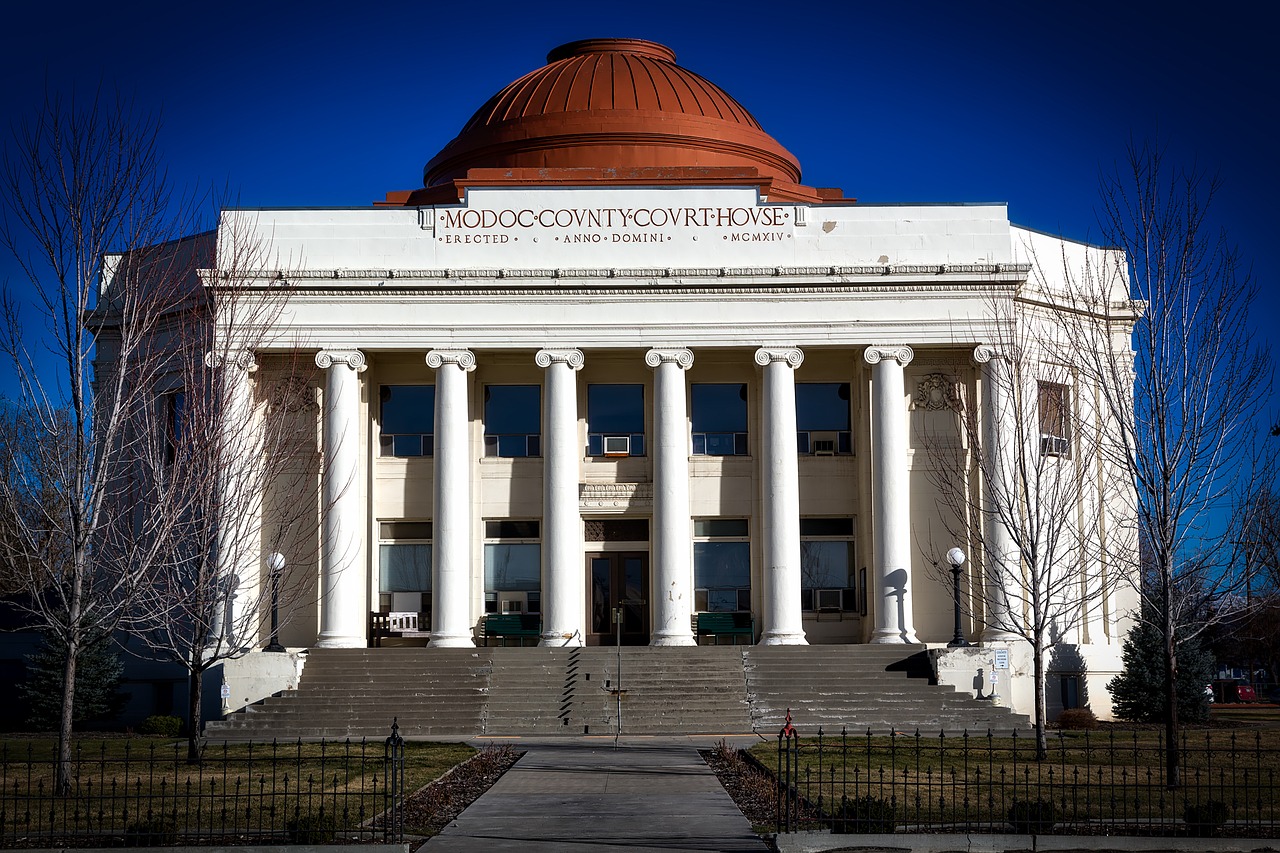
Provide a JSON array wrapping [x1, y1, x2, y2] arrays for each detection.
[[588, 551, 648, 645]]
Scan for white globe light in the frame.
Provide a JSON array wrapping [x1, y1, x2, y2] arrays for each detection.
[[946, 547, 966, 568]]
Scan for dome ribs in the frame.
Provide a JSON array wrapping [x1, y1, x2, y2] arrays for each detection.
[[421, 39, 802, 188]]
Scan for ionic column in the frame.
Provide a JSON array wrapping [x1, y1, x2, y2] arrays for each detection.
[[315, 349, 367, 648], [756, 347, 808, 645], [974, 345, 1021, 641], [864, 345, 919, 644], [204, 349, 259, 649], [646, 348, 696, 647], [536, 348, 585, 647], [426, 349, 477, 648]]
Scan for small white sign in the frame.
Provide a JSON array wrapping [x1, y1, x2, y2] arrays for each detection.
[[220, 684, 231, 699], [994, 649, 1010, 670], [990, 670, 1000, 684]]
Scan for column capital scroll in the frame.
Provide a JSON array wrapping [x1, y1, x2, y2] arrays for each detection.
[[754, 347, 804, 368], [645, 348, 694, 370], [973, 344, 1019, 364], [204, 349, 258, 372], [535, 348, 585, 370], [315, 349, 367, 372], [426, 349, 477, 371], [863, 345, 914, 366]]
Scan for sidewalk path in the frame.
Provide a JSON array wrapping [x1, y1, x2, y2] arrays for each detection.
[[424, 739, 769, 852]]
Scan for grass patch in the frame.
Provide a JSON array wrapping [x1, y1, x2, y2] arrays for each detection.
[[750, 728, 1280, 831], [0, 735, 475, 843]]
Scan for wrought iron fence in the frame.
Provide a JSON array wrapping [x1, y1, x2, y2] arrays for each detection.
[[0, 722, 407, 847], [775, 721, 1280, 836]]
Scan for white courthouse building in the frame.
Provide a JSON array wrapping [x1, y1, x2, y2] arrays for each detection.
[[184, 39, 1137, 718]]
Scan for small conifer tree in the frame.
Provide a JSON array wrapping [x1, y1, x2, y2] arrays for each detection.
[[1108, 619, 1213, 724], [20, 631, 125, 730]]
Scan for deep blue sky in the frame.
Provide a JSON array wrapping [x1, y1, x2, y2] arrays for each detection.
[[1, 0, 1276, 408]]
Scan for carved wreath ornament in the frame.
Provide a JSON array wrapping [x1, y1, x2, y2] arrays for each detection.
[[913, 373, 962, 411]]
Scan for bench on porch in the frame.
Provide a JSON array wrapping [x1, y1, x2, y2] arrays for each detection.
[[480, 613, 542, 646], [695, 611, 755, 645], [369, 611, 430, 647]]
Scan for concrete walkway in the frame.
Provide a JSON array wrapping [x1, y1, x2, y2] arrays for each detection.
[[424, 738, 769, 852]]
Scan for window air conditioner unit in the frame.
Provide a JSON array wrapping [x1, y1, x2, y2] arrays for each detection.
[[816, 589, 843, 611], [1040, 435, 1070, 456], [603, 435, 631, 456], [500, 596, 525, 614], [811, 431, 838, 455]]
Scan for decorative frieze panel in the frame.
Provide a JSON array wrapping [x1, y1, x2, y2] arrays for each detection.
[[579, 482, 653, 512], [913, 373, 963, 411]]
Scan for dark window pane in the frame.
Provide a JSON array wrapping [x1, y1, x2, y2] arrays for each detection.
[[588, 384, 643, 433], [800, 518, 854, 537], [703, 433, 738, 455], [691, 384, 747, 432], [630, 434, 644, 456], [485, 520, 540, 539], [380, 521, 432, 539], [484, 543, 541, 592], [527, 434, 541, 457], [692, 433, 706, 455], [796, 432, 810, 454], [381, 385, 435, 434], [587, 434, 603, 456], [796, 383, 851, 431], [485, 385, 540, 434], [694, 518, 749, 538], [379, 544, 431, 592], [693, 541, 750, 587], [800, 540, 854, 588]]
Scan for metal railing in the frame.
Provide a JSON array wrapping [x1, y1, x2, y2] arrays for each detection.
[[1, 721, 407, 847], [775, 720, 1280, 836]]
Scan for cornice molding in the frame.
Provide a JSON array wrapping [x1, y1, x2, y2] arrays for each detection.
[[212, 262, 1032, 287]]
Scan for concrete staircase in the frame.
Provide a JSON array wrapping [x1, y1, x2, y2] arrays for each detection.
[[204, 644, 1028, 741], [746, 645, 1028, 735]]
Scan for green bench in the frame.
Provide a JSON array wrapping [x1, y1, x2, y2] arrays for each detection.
[[481, 613, 542, 646], [695, 611, 755, 645]]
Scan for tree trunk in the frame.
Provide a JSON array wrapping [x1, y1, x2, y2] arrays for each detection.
[[57, 636, 78, 795], [1034, 640, 1048, 760], [187, 662, 204, 763], [1164, 602, 1180, 788]]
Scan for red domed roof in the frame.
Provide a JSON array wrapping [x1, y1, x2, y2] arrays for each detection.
[[422, 38, 803, 188]]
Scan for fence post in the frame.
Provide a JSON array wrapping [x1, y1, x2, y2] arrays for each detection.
[[777, 709, 799, 833], [383, 719, 405, 842]]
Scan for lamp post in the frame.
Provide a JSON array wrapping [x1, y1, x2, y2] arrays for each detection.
[[946, 547, 969, 648], [264, 552, 285, 652]]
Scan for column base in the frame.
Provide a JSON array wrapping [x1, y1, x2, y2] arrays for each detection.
[[981, 629, 1021, 644], [650, 632, 697, 647], [315, 634, 365, 649], [869, 628, 921, 644], [428, 633, 476, 648], [539, 630, 584, 648], [759, 629, 808, 646]]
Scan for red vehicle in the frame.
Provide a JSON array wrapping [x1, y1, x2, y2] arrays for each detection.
[[1213, 679, 1258, 703]]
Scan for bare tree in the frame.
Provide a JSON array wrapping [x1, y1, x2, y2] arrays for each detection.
[[0, 92, 205, 791], [121, 220, 318, 759], [1044, 140, 1273, 786], [922, 293, 1114, 759]]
